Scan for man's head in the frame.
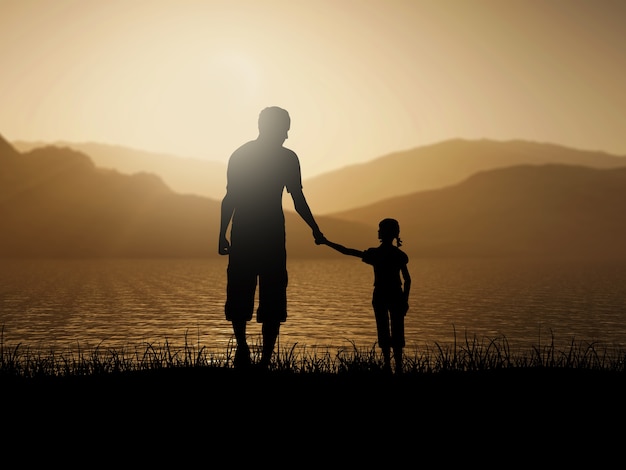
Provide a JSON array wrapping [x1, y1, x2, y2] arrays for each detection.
[[258, 106, 290, 143]]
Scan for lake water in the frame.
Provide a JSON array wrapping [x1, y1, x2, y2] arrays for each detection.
[[1, 257, 626, 356]]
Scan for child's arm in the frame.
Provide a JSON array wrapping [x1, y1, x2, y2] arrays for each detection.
[[401, 264, 411, 314], [322, 239, 364, 258], [401, 265, 411, 300]]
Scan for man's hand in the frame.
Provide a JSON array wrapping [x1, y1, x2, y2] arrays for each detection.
[[218, 236, 230, 255]]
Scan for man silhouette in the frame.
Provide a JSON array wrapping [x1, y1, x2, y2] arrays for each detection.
[[218, 106, 325, 369]]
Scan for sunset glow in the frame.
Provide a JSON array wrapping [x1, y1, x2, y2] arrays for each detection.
[[3, 2, 626, 428], [1, 0, 625, 178]]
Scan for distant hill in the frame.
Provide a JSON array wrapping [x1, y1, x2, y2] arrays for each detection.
[[12, 140, 227, 201], [324, 164, 626, 260], [0, 144, 217, 257], [303, 139, 626, 214], [4, 134, 626, 260], [0, 132, 20, 159], [0, 140, 366, 258], [13, 139, 626, 215]]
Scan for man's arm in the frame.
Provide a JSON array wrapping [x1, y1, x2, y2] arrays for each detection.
[[290, 188, 325, 244], [218, 192, 235, 255]]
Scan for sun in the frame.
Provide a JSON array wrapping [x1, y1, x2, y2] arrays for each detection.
[[208, 51, 260, 100]]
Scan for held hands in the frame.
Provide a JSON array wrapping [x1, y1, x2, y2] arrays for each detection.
[[315, 236, 328, 245], [313, 229, 327, 245]]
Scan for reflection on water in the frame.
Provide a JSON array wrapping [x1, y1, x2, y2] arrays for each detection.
[[1, 257, 626, 353]]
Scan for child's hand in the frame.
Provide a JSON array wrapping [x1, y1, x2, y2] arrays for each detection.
[[313, 230, 327, 245], [315, 235, 328, 245]]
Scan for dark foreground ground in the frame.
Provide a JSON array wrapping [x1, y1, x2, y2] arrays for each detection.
[[4, 367, 625, 464]]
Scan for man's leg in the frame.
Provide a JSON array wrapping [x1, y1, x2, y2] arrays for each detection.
[[232, 319, 251, 368], [257, 262, 287, 369], [259, 321, 280, 368], [225, 258, 256, 369]]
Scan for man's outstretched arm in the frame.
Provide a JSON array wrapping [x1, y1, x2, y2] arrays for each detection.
[[291, 189, 325, 244]]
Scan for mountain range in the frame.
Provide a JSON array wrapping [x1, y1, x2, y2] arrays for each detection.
[[3, 133, 626, 259], [304, 139, 626, 214], [12, 140, 227, 200], [13, 138, 626, 214], [326, 163, 626, 259]]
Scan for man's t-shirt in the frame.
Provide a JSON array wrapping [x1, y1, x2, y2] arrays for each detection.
[[226, 139, 302, 257]]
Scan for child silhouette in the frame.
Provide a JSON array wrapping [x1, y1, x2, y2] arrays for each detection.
[[321, 218, 411, 373]]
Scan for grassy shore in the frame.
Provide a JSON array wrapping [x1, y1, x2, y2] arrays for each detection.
[[3, 331, 625, 398], [3, 332, 625, 462]]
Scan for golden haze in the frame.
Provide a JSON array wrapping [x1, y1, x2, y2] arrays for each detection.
[[0, 0, 625, 180], [2, 135, 626, 261]]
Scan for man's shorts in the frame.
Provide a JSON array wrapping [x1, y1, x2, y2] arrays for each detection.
[[225, 256, 288, 324]]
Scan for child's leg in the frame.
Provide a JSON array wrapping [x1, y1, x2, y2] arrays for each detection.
[[393, 346, 403, 374], [390, 311, 406, 373], [373, 303, 392, 371], [382, 346, 391, 370]]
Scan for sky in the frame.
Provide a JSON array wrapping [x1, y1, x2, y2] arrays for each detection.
[[1, 0, 625, 178]]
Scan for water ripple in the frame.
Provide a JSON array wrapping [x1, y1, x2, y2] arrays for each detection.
[[1, 257, 625, 353]]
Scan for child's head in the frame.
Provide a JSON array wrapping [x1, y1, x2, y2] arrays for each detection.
[[378, 218, 402, 246]]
